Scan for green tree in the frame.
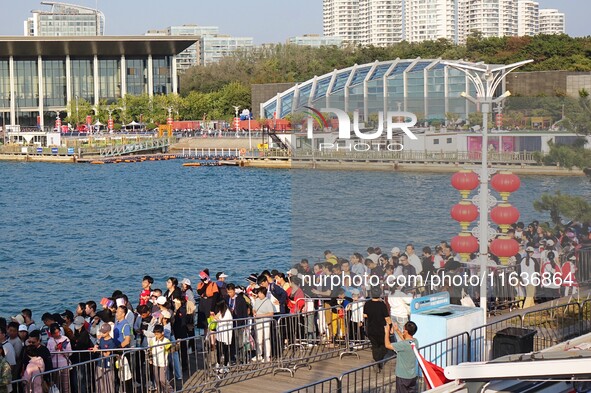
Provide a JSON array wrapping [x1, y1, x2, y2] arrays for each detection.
[[65, 98, 93, 126], [534, 192, 591, 226]]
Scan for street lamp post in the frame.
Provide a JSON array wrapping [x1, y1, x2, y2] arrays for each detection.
[[442, 60, 532, 321]]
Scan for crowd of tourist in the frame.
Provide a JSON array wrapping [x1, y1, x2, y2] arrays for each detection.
[[0, 220, 589, 392]]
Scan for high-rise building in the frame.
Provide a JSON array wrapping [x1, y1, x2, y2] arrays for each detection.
[[200, 35, 254, 66], [464, 0, 518, 39], [517, 0, 539, 37], [359, 0, 403, 46], [287, 34, 343, 47], [405, 0, 460, 43], [323, 0, 564, 46], [24, 1, 105, 36], [146, 25, 219, 72], [323, 0, 360, 44], [539, 9, 565, 35]]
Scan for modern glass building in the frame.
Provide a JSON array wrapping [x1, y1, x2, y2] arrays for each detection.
[[260, 58, 507, 122], [200, 35, 254, 66], [0, 36, 196, 129], [25, 1, 106, 36]]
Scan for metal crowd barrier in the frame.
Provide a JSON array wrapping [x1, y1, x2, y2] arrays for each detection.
[[469, 314, 525, 363], [284, 376, 341, 393], [27, 354, 119, 393], [576, 248, 591, 285], [419, 332, 471, 368], [285, 355, 396, 393], [521, 302, 584, 351]]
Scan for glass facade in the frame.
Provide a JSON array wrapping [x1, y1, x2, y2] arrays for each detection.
[[43, 59, 66, 107], [98, 58, 121, 101], [126, 59, 148, 95], [0, 60, 9, 108], [15, 59, 39, 109], [152, 56, 171, 95], [263, 59, 509, 122], [71, 58, 94, 102], [0, 38, 186, 128]]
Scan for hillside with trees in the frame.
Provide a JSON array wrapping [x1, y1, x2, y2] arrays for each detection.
[[180, 34, 591, 95]]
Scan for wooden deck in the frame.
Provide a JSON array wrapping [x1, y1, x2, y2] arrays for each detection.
[[216, 349, 394, 392]]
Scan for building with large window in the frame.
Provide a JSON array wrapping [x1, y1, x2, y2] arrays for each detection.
[[200, 35, 254, 66], [260, 58, 507, 122], [24, 1, 105, 36], [0, 36, 196, 129], [146, 25, 220, 71]]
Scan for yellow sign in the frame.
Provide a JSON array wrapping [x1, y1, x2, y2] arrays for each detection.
[[257, 143, 269, 150]]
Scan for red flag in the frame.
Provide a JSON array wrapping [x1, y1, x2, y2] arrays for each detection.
[[411, 342, 451, 389]]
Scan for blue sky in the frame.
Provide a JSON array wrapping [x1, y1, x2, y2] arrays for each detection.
[[0, 0, 587, 44]]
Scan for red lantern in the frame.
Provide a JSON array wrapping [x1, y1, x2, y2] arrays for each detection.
[[451, 201, 479, 231], [451, 170, 480, 199], [491, 171, 520, 201], [490, 203, 520, 233], [490, 236, 520, 265], [451, 232, 479, 262]]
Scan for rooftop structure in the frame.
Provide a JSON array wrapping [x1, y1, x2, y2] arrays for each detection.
[[24, 1, 105, 36]]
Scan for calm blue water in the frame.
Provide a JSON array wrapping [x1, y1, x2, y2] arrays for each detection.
[[0, 161, 589, 320]]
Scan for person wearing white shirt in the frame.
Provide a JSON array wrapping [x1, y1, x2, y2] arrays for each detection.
[[147, 324, 173, 393], [213, 301, 233, 370], [346, 290, 365, 346], [252, 287, 274, 362], [388, 287, 412, 335], [405, 244, 423, 275]]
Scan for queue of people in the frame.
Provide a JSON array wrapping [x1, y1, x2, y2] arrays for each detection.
[[0, 219, 588, 392]]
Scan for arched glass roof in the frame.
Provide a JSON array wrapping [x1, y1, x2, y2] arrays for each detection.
[[261, 58, 458, 119]]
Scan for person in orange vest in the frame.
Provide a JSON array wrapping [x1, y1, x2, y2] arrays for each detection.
[[197, 270, 220, 334]]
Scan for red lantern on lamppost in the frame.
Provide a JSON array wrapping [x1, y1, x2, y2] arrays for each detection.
[[490, 236, 520, 265], [491, 171, 521, 201], [451, 170, 480, 199], [451, 201, 479, 231], [490, 203, 520, 233], [451, 232, 479, 262]]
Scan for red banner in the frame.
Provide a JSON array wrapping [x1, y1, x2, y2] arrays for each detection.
[[108, 119, 114, 129], [86, 115, 92, 124], [167, 117, 173, 126], [234, 117, 240, 131], [55, 118, 62, 129]]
